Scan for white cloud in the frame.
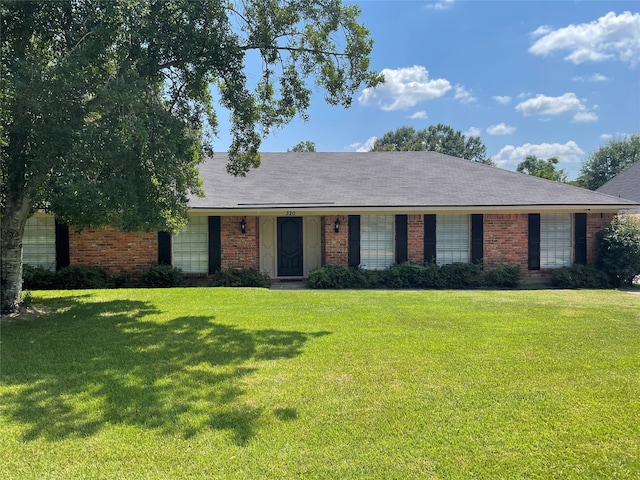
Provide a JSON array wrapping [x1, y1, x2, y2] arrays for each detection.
[[599, 132, 629, 140], [410, 110, 428, 119], [464, 127, 481, 137], [486, 123, 516, 135], [493, 141, 585, 169], [531, 25, 553, 37], [515, 92, 598, 122], [572, 111, 599, 123], [454, 85, 477, 104], [427, 0, 455, 11], [492, 95, 512, 105], [572, 73, 610, 82], [350, 136, 377, 152], [529, 11, 640, 66], [359, 65, 451, 111]]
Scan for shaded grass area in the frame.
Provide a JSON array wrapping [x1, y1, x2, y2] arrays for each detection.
[[1, 289, 639, 478]]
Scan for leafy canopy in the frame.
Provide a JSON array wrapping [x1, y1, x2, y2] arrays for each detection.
[[370, 124, 494, 165], [578, 134, 640, 190], [516, 155, 568, 183], [0, 0, 381, 232], [597, 214, 640, 287], [0, 0, 380, 314], [288, 141, 316, 152]]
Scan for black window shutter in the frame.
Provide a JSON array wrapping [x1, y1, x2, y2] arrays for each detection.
[[55, 220, 70, 270], [424, 214, 437, 264], [208, 216, 222, 274], [348, 215, 361, 267], [528, 213, 541, 270], [157, 231, 172, 265], [471, 214, 484, 264], [395, 215, 408, 264], [574, 213, 587, 265]]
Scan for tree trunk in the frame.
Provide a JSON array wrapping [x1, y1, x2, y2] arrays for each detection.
[[1, 195, 31, 314]]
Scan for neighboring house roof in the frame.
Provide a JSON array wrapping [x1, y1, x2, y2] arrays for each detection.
[[596, 161, 640, 203], [191, 152, 637, 213]]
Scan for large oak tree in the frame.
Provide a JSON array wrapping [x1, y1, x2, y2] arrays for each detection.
[[0, 0, 381, 313], [516, 155, 568, 183], [577, 134, 640, 190], [370, 124, 494, 165]]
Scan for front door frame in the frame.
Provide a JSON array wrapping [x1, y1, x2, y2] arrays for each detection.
[[277, 216, 304, 276]]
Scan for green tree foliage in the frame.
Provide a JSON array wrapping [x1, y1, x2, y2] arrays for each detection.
[[288, 141, 316, 152], [516, 155, 568, 182], [0, 0, 380, 313], [578, 134, 640, 190], [597, 214, 640, 287], [370, 124, 494, 165]]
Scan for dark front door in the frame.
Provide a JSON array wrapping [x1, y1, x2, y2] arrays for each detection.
[[277, 217, 303, 276]]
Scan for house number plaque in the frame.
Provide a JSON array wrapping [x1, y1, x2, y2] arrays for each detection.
[[285, 211, 296, 216]]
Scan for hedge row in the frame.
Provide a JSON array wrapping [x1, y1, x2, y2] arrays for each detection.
[[22, 264, 271, 289], [21, 261, 621, 291], [308, 262, 522, 289]]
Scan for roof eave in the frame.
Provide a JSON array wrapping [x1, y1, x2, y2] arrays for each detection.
[[188, 203, 636, 216]]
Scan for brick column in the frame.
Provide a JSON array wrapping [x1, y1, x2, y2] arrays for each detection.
[[407, 214, 424, 263], [587, 212, 615, 264], [321, 215, 348, 266], [221, 216, 260, 270], [483, 214, 529, 273]]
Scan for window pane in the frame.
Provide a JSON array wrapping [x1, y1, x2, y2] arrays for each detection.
[[173, 216, 208, 273], [436, 214, 470, 265], [541, 213, 572, 268], [23, 216, 56, 270], [360, 215, 394, 270]]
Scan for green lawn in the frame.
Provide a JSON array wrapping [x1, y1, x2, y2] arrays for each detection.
[[1, 288, 639, 479]]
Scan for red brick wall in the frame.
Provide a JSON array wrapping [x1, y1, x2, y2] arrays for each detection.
[[68, 228, 156, 276], [66, 212, 616, 279], [408, 214, 424, 263], [483, 213, 530, 273], [483, 212, 616, 277], [221, 216, 260, 270], [321, 215, 348, 266]]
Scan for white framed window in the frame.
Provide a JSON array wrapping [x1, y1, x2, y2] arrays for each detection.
[[541, 213, 572, 268], [436, 214, 470, 265], [172, 216, 208, 273], [23, 216, 56, 270], [361, 215, 394, 270]]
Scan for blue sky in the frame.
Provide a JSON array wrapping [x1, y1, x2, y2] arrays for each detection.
[[214, 0, 640, 180]]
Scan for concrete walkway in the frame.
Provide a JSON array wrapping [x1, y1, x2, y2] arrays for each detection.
[[270, 280, 309, 290]]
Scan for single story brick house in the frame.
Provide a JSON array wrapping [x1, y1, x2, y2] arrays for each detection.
[[596, 161, 640, 214], [23, 152, 637, 281]]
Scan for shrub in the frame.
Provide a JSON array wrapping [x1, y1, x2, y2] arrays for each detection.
[[142, 263, 185, 288], [109, 272, 129, 288], [485, 264, 522, 288], [22, 265, 58, 290], [56, 265, 107, 289], [416, 263, 446, 288], [308, 265, 367, 289], [551, 264, 612, 289], [597, 214, 640, 287], [381, 262, 444, 289], [209, 269, 271, 288], [438, 262, 484, 289], [383, 262, 428, 288], [310, 262, 486, 290]]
